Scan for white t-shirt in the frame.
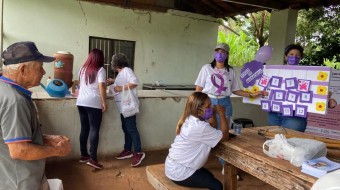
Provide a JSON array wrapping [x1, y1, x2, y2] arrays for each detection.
[[165, 115, 223, 181], [76, 67, 106, 109], [109, 67, 139, 113], [195, 64, 240, 96]]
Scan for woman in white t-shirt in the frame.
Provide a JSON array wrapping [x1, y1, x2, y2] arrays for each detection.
[[195, 43, 263, 172], [195, 43, 263, 127], [107, 53, 145, 167], [165, 92, 229, 190], [76, 49, 107, 170]]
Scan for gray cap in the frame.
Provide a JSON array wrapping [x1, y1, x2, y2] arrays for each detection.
[[1, 41, 55, 65], [215, 43, 230, 52]]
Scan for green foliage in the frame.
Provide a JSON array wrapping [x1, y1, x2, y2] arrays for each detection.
[[217, 11, 270, 67], [218, 31, 258, 67], [297, 6, 340, 66], [324, 56, 340, 70], [234, 11, 271, 47]]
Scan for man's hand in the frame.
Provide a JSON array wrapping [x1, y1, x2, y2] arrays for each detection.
[[43, 135, 69, 146], [56, 140, 71, 156]]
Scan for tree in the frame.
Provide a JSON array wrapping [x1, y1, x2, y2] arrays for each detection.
[[233, 10, 271, 47], [218, 30, 258, 67], [296, 6, 340, 66], [217, 11, 271, 66]]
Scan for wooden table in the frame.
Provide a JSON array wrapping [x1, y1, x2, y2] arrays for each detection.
[[216, 126, 318, 190]]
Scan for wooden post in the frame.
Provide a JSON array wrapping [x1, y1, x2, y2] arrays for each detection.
[[224, 162, 237, 190]]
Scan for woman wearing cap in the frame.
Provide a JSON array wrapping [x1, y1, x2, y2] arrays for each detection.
[[195, 43, 263, 130], [267, 44, 307, 132]]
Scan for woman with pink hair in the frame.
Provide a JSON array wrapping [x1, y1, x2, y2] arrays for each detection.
[[76, 49, 107, 170]]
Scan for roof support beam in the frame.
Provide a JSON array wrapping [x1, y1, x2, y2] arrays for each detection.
[[222, 0, 282, 10]]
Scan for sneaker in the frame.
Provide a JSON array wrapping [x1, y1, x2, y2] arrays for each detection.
[[115, 149, 133, 160], [86, 159, 103, 170], [131, 152, 146, 167], [79, 156, 90, 163]]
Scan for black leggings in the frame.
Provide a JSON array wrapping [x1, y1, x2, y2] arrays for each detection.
[[78, 106, 102, 161], [172, 167, 223, 190]]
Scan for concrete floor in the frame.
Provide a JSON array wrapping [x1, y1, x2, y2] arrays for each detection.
[[45, 150, 276, 190]]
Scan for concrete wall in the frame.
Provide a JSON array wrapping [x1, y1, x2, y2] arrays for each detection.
[[33, 90, 267, 160], [2, 0, 218, 87]]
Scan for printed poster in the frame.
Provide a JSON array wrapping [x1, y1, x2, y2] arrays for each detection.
[[305, 69, 340, 140], [242, 65, 331, 116]]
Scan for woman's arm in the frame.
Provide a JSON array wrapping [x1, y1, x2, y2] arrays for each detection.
[[113, 83, 138, 92], [215, 105, 229, 141], [98, 82, 107, 112], [196, 86, 203, 92], [233, 90, 264, 98]]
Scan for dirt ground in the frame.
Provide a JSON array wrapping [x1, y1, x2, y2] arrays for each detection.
[[45, 150, 276, 190]]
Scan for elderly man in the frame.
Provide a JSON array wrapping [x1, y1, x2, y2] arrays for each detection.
[[0, 42, 71, 190]]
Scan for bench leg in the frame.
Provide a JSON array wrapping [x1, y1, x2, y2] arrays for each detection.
[[223, 162, 237, 190]]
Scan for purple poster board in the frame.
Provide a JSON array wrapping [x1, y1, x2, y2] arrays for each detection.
[[272, 89, 286, 101], [298, 79, 311, 92], [295, 105, 308, 118], [270, 76, 283, 88], [286, 90, 300, 103], [240, 60, 264, 88], [258, 75, 270, 88], [271, 101, 282, 113], [285, 77, 298, 90], [261, 100, 271, 112], [300, 91, 313, 103], [282, 105, 294, 116]]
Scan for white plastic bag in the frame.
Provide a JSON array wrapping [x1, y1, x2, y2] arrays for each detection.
[[263, 134, 327, 167], [48, 179, 64, 190], [121, 86, 139, 118]]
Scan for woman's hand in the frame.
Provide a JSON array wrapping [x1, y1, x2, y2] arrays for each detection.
[[106, 78, 115, 86], [249, 91, 267, 98], [114, 86, 123, 92], [102, 102, 107, 112], [215, 105, 226, 116]]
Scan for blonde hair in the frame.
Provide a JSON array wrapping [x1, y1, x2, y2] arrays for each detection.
[[175, 92, 208, 135]]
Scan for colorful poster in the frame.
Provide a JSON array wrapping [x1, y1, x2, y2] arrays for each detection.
[[305, 69, 340, 140], [242, 65, 331, 116]]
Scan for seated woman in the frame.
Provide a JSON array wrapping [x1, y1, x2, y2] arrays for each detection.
[[165, 92, 229, 190]]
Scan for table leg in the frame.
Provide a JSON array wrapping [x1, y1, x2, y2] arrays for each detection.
[[223, 162, 237, 190]]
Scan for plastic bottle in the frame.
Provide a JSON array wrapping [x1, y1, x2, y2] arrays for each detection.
[[47, 76, 52, 85]]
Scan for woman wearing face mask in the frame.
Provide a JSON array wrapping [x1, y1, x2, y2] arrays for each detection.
[[267, 44, 307, 132], [195, 43, 263, 130], [165, 92, 228, 190]]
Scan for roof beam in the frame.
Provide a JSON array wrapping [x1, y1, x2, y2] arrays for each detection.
[[80, 0, 171, 12], [221, 0, 285, 10]]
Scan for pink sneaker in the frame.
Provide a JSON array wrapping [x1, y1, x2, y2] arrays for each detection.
[[131, 152, 145, 167], [86, 159, 103, 170], [115, 149, 133, 160]]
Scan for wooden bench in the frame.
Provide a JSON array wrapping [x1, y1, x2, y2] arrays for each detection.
[[146, 164, 208, 190]]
